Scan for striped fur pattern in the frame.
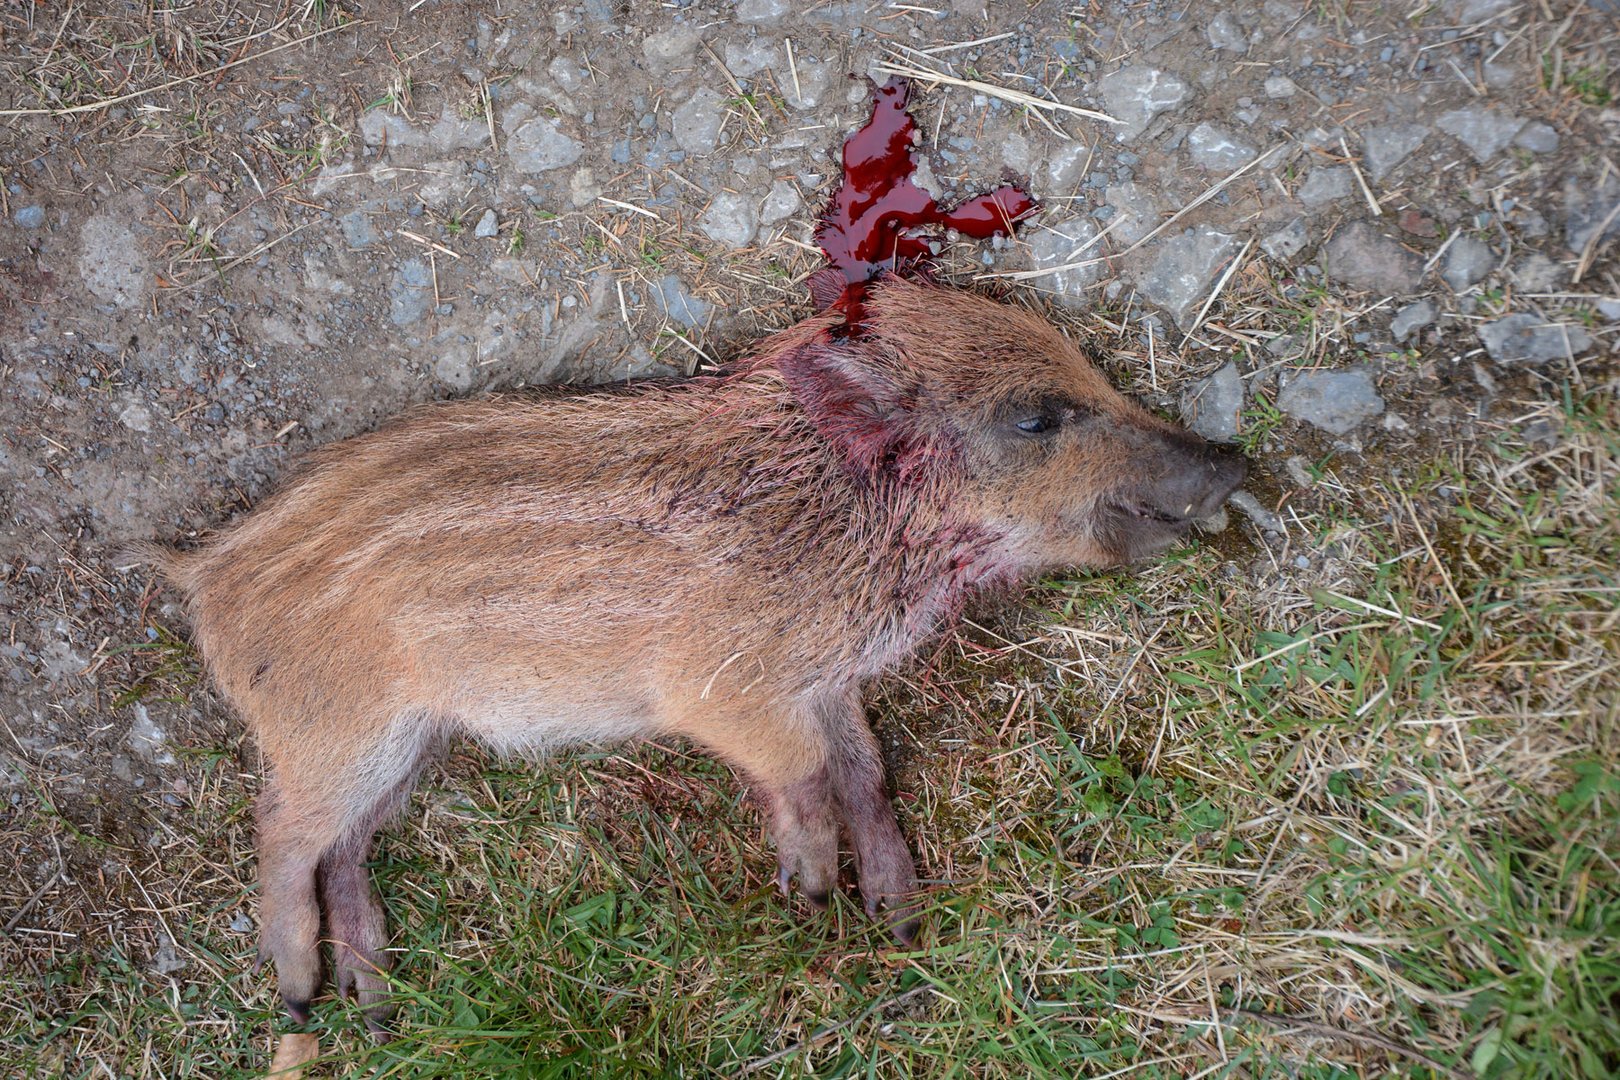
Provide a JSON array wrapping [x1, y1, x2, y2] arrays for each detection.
[[142, 277, 1245, 1028]]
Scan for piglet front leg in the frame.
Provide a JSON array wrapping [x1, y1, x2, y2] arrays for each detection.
[[824, 703, 921, 944], [769, 768, 840, 909], [687, 695, 919, 940]]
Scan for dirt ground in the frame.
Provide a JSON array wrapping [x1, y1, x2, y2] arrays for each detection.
[[2, 0, 1617, 1076]]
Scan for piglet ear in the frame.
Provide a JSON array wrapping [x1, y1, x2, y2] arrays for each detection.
[[776, 341, 920, 479], [806, 268, 847, 313]]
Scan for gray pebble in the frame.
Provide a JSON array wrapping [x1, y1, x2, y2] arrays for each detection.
[[1511, 254, 1563, 293], [1477, 313, 1594, 364], [1284, 455, 1318, 488], [1513, 122, 1559, 155], [508, 118, 584, 173], [1104, 182, 1161, 245], [474, 208, 498, 238], [1179, 362, 1244, 443], [1565, 176, 1620, 252], [13, 205, 45, 229], [652, 274, 712, 328], [1441, 236, 1494, 291], [759, 180, 803, 227], [737, 0, 791, 20], [1206, 12, 1248, 52], [1323, 222, 1421, 294], [673, 87, 727, 156], [1264, 74, 1298, 98], [1390, 300, 1436, 343], [1187, 123, 1257, 171], [1361, 123, 1428, 183], [1261, 217, 1311, 261], [1267, 333, 1305, 359], [1097, 66, 1189, 141], [1278, 368, 1385, 434], [1026, 218, 1102, 309], [641, 26, 701, 67], [1229, 490, 1283, 533], [699, 191, 759, 249], [1134, 225, 1238, 326], [1045, 142, 1090, 191], [1438, 106, 1526, 163], [340, 210, 375, 248], [1298, 167, 1351, 207], [388, 259, 433, 327]]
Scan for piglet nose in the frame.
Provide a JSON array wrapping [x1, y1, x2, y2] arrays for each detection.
[[1145, 436, 1248, 521]]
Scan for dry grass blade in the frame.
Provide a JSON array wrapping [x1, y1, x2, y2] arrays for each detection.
[[739, 986, 936, 1072], [985, 144, 1288, 281], [874, 55, 1121, 127], [1180, 237, 1254, 347], [0, 21, 360, 118], [1219, 1008, 1471, 1080], [702, 39, 764, 128], [162, 221, 318, 292], [598, 196, 663, 222], [919, 32, 1016, 55], [396, 228, 461, 259], [1573, 198, 1620, 283]]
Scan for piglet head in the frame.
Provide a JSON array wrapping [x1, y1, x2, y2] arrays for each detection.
[[778, 277, 1247, 571]]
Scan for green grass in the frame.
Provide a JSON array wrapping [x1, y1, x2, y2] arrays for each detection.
[[1237, 388, 1285, 454], [1543, 58, 1614, 107]]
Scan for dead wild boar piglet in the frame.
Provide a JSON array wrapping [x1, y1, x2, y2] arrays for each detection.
[[141, 277, 1245, 1028]]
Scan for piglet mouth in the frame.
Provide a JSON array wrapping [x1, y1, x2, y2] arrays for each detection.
[[1103, 449, 1248, 560], [1102, 498, 1221, 564], [1119, 500, 1200, 530]]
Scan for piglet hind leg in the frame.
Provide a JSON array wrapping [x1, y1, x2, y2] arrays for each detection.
[[318, 826, 395, 1035], [256, 785, 338, 1024], [316, 756, 429, 1036], [257, 713, 436, 1030], [331, 723, 444, 1037]]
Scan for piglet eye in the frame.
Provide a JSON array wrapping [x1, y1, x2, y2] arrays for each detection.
[[1015, 413, 1058, 435]]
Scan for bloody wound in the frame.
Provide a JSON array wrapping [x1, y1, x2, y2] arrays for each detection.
[[813, 78, 1039, 327]]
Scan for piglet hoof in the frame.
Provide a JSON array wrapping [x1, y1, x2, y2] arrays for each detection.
[[855, 850, 921, 945], [772, 814, 838, 911], [863, 888, 921, 946], [282, 995, 312, 1026], [363, 1013, 397, 1044], [776, 854, 833, 911]]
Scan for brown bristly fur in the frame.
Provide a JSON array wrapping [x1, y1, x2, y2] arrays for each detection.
[[143, 276, 1245, 1027]]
